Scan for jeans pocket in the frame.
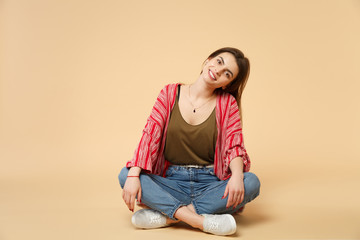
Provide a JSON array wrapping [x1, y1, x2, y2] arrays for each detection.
[[206, 168, 215, 176], [165, 167, 175, 177]]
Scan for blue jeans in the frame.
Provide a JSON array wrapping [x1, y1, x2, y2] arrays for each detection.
[[118, 166, 260, 220]]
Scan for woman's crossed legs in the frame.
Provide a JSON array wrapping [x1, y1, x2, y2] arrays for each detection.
[[118, 166, 260, 234]]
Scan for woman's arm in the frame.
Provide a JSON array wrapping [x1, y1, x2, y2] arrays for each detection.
[[223, 157, 244, 209], [125, 84, 178, 173], [122, 167, 142, 212], [122, 84, 177, 211]]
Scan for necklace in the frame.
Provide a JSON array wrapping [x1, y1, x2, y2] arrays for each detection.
[[188, 85, 214, 113]]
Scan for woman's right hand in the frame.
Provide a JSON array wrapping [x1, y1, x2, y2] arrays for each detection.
[[122, 167, 142, 212]]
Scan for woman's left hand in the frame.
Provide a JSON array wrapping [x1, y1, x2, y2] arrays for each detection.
[[222, 173, 245, 209]]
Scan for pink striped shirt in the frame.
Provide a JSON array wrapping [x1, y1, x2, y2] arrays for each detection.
[[126, 83, 250, 180]]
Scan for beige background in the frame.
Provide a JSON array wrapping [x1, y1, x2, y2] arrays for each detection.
[[1, 0, 360, 239]]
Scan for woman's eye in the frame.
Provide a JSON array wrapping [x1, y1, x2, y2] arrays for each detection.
[[226, 72, 230, 78], [217, 59, 221, 64]]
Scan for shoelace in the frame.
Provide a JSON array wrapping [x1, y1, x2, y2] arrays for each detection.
[[207, 220, 219, 231], [149, 215, 163, 224]]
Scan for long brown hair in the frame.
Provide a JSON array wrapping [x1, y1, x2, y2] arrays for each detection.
[[207, 47, 250, 121]]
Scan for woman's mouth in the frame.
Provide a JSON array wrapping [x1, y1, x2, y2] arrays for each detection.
[[209, 70, 216, 80]]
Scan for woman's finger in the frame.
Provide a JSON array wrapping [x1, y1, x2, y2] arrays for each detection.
[[226, 192, 234, 208], [124, 192, 131, 210], [222, 184, 229, 199], [129, 194, 135, 212], [239, 191, 244, 205], [233, 195, 241, 209], [137, 187, 142, 203], [233, 190, 244, 208]]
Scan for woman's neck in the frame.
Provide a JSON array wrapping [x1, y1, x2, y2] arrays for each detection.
[[189, 79, 216, 100]]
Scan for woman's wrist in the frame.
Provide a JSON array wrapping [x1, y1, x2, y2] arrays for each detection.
[[128, 166, 142, 177], [231, 171, 244, 179], [229, 157, 244, 177]]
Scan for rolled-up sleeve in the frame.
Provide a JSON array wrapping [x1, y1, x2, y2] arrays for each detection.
[[225, 132, 251, 172], [125, 84, 177, 174], [223, 98, 251, 173], [126, 120, 162, 173]]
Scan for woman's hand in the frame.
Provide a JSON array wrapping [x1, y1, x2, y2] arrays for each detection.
[[223, 157, 245, 209], [122, 167, 142, 212], [222, 173, 244, 209]]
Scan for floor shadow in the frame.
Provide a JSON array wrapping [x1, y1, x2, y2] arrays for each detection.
[[167, 205, 272, 237], [170, 222, 243, 238], [170, 222, 201, 233], [234, 204, 272, 227]]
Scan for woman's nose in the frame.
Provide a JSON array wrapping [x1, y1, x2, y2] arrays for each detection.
[[215, 67, 224, 76]]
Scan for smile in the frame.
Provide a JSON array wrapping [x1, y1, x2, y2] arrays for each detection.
[[209, 70, 216, 80]]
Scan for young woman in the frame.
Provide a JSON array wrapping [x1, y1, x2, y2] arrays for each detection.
[[118, 47, 260, 236]]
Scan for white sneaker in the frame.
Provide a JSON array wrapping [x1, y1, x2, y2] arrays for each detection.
[[202, 214, 237, 235], [131, 209, 169, 229]]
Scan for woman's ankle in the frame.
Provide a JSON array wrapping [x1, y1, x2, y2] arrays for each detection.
[[174, 206, 205, 229], [166, 218, 180, 224]]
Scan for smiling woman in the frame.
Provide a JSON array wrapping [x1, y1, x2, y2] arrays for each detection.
[[198, 48, 250, 116], [117, 47, 260, 236]]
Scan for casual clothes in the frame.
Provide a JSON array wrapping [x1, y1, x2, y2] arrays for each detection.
[[120, 83, 259, 219], [119, 166, 260, 220], [164, 88, 217, 165], [126, 83, 251, 180]]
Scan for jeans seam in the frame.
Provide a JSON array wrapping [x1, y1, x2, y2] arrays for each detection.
[[168, 202, 187, 220], [151, 175, 188, 196], [192, 180, 227, 203], [191, 200, 201, 215], [141, 174, 185, 218], [146, 175, 185, 203]]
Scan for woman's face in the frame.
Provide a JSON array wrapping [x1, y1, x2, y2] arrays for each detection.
[[201, 52, 239, 89]]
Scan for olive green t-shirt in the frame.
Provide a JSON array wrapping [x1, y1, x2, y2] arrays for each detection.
[[164, 88, 217, 165]]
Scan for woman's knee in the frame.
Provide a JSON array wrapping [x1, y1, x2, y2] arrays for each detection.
[[118, 167, 129, 188], [244, 172, 261, 197]]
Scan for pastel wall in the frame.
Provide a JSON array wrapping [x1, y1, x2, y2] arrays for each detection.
[[1, 0, 359, 181], [1, 1, 360, 239]]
